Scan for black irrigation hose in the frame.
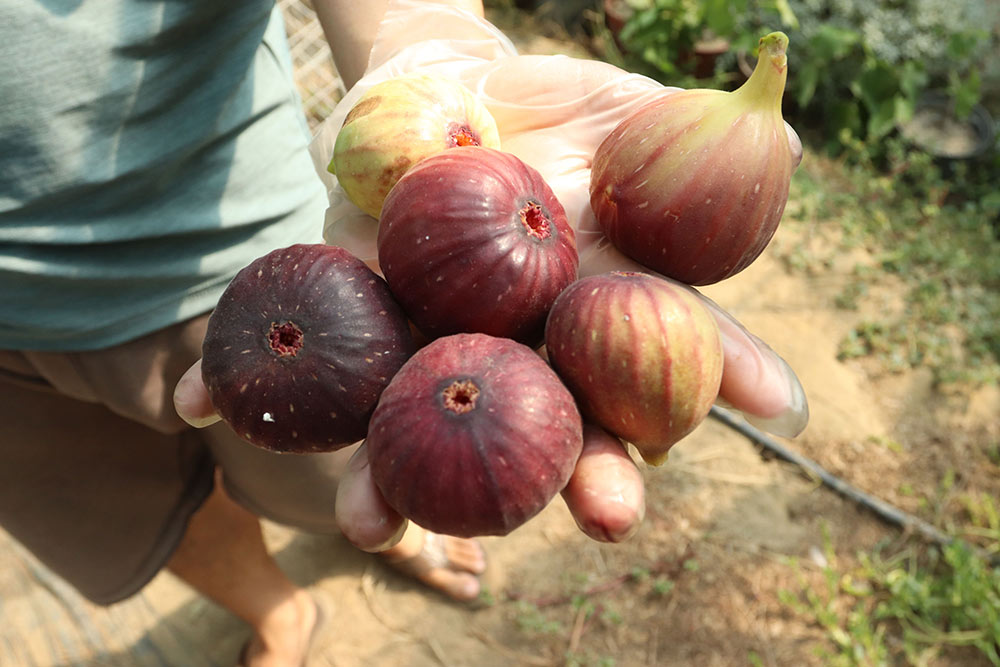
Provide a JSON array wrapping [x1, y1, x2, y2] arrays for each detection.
[[707, 405, 990, 560]]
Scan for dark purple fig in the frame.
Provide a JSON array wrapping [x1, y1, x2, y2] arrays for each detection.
[[377, 146, 578, 348], [366, 333, 583, 537], [544, 271, 723, 465], [201, 243, 416, 453], [590, 32, 794, 285]]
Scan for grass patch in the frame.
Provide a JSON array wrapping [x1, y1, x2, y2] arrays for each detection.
[[785, 136, 1000, 385], [780, 524, 1000, 665]]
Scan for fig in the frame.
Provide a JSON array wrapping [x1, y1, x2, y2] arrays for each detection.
[[378, 146, 578, 347], [590, 32, 795, 286], [544, 271, 723, 465], [366, 333, 583, 537], [201, 244, 416, 454], [329, 72, 502, 219]]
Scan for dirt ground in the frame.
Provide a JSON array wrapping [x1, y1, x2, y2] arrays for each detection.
[[0, 203, 1000, 667], [2, 9, 999, 667], [4, 183, 997, 667]]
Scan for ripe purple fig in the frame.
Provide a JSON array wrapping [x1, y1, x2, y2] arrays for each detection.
[[544, 271, 723, 465], [329, 72, 501, 219], [201, 244, 416, 454], [377, 146, 578, 347], [366, 333, 583, 537], [590, 32, 795, 286]]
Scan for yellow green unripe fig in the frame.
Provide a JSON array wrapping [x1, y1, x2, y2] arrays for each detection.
[[590, 32, 795, 286], [328, 72, 502, 219], [544, 271, 724, 465]]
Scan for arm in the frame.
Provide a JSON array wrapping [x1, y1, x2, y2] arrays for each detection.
[[311, 0, 485, 90]]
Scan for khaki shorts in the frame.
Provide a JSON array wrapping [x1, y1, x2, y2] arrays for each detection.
[[0, 314, 353, 605]]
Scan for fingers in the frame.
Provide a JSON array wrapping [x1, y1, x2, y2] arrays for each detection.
[[576, 241, 808, 438], [335, 442, 408, 552], [173, 359, 222, 428], [336, 429, 645, 548], [785, 121, 803, 169], [701, 297, 809, 438], [176, 358, 409, 549], [561, 424, 645, 543]]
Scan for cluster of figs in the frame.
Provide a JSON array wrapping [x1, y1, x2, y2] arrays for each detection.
[[201, 33, 797, 538]]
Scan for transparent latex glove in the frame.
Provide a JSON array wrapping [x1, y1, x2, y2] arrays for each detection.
[[312, 0, 807, 437], [174, 0, 806, 549]]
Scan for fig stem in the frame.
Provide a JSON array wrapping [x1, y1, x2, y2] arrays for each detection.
[[734, 31, 788, 111]]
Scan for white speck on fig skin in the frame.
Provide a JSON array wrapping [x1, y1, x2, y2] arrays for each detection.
[[262, 412, 275, 422]]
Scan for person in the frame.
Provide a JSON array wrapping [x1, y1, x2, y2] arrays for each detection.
[[0, 1, 808, 665]]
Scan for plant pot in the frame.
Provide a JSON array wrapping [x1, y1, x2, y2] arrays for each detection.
[[603, 0, 632, 53], [603, 0, 730, 78], [689, 36, 730, 79], [899, 91, 997, 160]]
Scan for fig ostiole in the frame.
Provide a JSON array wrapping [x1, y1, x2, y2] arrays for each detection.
[[377, 146, 578, 347], [544, 271, 724, 465], [329, 72, 501, 219], [589, 32, 795, 286], [366, 333, 584, 538], [201, 244, 417, 454]]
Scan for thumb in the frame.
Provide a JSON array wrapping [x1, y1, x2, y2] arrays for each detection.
[[173, 359, 222, 428]]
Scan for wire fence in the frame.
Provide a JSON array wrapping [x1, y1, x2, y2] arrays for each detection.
[[278, 0, 344, 130]]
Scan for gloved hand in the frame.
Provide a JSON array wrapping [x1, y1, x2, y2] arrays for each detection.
[[174, 0, 808, 549]]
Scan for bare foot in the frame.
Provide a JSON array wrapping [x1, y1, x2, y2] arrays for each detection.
[[380, 523, 486, 602], [239, 590, 329, 667]]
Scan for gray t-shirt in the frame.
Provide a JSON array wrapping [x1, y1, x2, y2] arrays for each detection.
[[0, 1, 329, 350]]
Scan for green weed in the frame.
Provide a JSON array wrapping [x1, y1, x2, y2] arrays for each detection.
[[787, 137, 1000, 385], [779, 523, 1000, 665]]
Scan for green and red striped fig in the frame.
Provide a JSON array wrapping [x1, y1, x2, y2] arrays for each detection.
[[544, 271, 723, 465], [590, 32, 795, 286], [328, 72, 501, 219]]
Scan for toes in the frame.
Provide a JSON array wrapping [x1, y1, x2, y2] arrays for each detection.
[[379, 527, 487, 602], [443, 536, 487, 575], [422, 567, 481, 602]]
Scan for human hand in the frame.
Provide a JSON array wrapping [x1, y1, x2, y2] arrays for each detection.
[[314, 48, 807, 438], [306, 22, 805, 544], [174, 2, 807, 550]]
